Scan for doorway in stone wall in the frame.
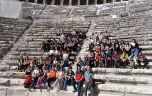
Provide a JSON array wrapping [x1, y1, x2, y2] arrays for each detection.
[[46, 0, 52, 4], [29, 0, 34, 3], [89, 0, 94, 5], [116, 0, 121, 2], [97, 0, 103, 4], [55, 0, 60, 5], [64, 0, 69, 5], [72, 0, 77, 5], [80, 0, 86, 5], [37, 0, 43, 4], [107, 0, 112, 3], [19, 0, 25, 1]]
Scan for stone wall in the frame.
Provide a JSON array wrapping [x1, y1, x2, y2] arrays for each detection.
[[19, 0, 128, 5]]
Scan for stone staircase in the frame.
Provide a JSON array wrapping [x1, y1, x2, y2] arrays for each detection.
[[0, 17, 32, 63], [0, 0, 152, 96]]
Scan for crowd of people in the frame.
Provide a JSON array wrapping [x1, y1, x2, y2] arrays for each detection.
[[18, 30, 95, 96], [79, 31, 149, 69], [18, 29, 149, 96]]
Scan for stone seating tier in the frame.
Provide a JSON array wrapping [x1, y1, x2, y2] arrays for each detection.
[[0, 0, 152, 96]]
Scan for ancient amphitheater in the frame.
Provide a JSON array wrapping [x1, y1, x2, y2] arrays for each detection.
[[1, 0, 152, 96]]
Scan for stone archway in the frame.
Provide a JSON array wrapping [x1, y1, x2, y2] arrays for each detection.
[[80, 0, 86, 5], [89, 0, 94, 5], [64, 0, 69, 5], [37, 0, 43, 4], [29, 0, 34, 3], [72, 0, 77, 5], [19, 0, 26, 1], [116, 0, 121, 2], [46, 0, 52, 5], [55, 0, 60, 5], [107, 0, 112, 3], [97, 0, 103, 4]]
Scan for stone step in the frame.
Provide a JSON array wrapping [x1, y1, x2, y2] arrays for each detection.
[[0, 83, 151, 96], [0, 71, 24, 79], [140, 45, 152, 50], [96, 83, 152, 95], [142, 50, 152, 55], [0, 71, 152, 87], [94, 74, 152, 85], [0, 65, 10, 71], [0, 78, 23, 86], [92, 68, 152, 76], [0, 86, 124, 96]]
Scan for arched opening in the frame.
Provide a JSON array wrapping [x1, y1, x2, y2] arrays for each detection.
[[29, 0, 34, 3], [97, 0, 103, 4], [80, 0, 86, 5], [116, 0, 121, 2], [55, 0, 60, 5], [64, 0, 69, 5], [89, 0, 94, 5], [19, 0, 26, 1], [46, 0, 52, 5], [72, 0, 77, 5], [37, 0, 43, 4], [107, 0, 113, 3]]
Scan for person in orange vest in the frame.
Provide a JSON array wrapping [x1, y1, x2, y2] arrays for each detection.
[[47, 66, 57, 89]]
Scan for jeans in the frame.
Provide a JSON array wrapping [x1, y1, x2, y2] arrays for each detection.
[[84, 81, 94, 96], [47, 77, 56, 88], [77, 81, 83, 96], [30, 77, 38, 88], [63, 78, 77, 91], [58, 78, 64, 90]]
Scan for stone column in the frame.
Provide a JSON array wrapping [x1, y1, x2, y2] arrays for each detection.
[[86, 0, 89, 5], [113, 0, 116, 3], [43, 0, 46, 4], [103, 0, 106, 3], [69, 0, 72, 5], [60, 0, 64, 5], [34, 0, 38, 3], [51, 0, 55, 5], [78, 0, 80, 5], [94, 0, 97, 4]]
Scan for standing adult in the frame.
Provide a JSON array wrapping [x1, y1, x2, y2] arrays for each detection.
[[75, 67, 84, 96], [84, 67, 94, 96]]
